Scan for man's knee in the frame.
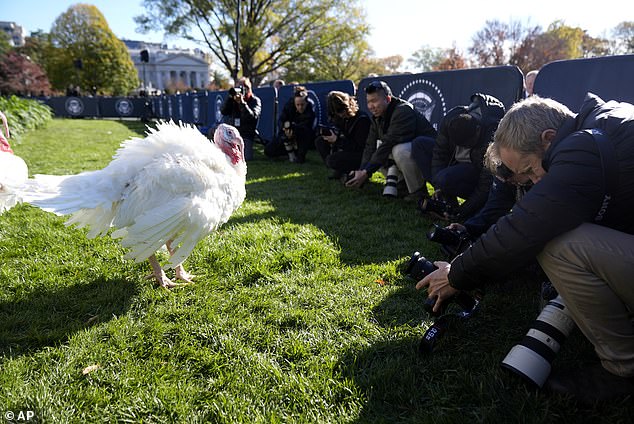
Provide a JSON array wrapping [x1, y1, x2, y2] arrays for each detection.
[[537, 223, 601, 272]]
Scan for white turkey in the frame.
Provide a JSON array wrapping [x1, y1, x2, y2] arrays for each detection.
[[23, 122, 246, 288], [0, 111, 29, 213]]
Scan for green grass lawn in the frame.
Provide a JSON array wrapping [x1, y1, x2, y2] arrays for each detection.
[[0, 119, 631, 423]]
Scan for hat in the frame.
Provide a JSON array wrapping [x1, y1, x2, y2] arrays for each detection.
[[447, 113, 480, 147]]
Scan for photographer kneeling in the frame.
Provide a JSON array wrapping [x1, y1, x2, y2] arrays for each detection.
[[314, 91, 371, 180], [417, 93, 634, 403], [412, 93, 505, 220], [346, 80, 437, 199]]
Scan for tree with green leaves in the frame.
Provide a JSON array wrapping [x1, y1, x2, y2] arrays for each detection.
[[407, 45, 446, 72], [16, 30, 52, 70], [48, 4, 139, 95], [611, 21, 634, 54], [0, 31, 12, 56], [135, 0, 370, 85]]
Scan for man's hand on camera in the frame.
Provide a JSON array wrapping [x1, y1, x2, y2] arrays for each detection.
[[345, 170, 368, 188], [448, 223, 466, 233], [323, 133, 337, 144], [233, 93, 244, 103], [416, 261, 458, 314]]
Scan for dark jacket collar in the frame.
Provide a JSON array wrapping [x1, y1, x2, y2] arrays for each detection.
[[543, 93, 605, 170]]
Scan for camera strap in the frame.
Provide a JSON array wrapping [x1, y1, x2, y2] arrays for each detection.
[[585, 129, 618, 222]]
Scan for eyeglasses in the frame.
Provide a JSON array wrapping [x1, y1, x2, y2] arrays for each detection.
[[364, 80, 391, 96]]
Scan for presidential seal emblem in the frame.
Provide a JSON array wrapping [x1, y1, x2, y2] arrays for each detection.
[[398, 79, 447, 128], [115, 99, 133, 116], [65, 97, 84, 116]]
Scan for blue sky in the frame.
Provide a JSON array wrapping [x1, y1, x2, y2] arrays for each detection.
[[4, 0, 629, 61]]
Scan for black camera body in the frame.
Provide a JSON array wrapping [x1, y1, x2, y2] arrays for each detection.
[[404, 251, 437, 282], [418, 197, 457, 220], [426, 224, 472, 259], [403, 251, 481, 353], [427, 224, 464, 246], [318, 124, 338, 137], [229, 86, 243, 97]]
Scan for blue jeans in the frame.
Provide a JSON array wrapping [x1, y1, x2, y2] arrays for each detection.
[[411, 136, 478, 197]]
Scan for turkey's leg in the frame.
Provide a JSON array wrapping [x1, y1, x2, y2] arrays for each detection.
[[166, 240, 195, 283], [148, 254, 178, 288]]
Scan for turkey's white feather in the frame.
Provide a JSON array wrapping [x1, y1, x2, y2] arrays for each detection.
[[22, 121, 246, 268], [0, 151, 29, 213]]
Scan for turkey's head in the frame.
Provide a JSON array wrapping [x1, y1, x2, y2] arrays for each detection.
[[215, 123, 244, 165], [0, 111, 12, 154]]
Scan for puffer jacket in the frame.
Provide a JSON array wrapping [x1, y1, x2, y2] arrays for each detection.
[[449, 93, 634, 291]]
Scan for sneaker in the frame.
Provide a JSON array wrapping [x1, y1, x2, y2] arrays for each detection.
[[544, 364, 634, 404], [403, 187, 429, 202]]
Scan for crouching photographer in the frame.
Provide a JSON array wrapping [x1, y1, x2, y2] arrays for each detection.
[[416, 93, 634, 404], [314, 91, 371, 180], [264, 86, 316, 163]]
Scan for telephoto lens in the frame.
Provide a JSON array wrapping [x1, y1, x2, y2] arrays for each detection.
[[501, 295, 576, 387], [382, 163, 401, 197]]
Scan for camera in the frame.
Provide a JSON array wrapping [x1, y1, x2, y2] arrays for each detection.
[[229, 86, 243, 97], [319, 125, 337, 137], [418, 197, 457, 220], [427, 224, 464, 246], [383, 162, 401, 197], [426, 224, 472, 259], [501, 295, 575, 387], [403, 251, 437, 282]]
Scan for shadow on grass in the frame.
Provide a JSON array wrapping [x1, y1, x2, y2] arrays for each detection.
[[238, 153, 437, 266], [0, 276, 138, 358], [114, 118, 151, 135]]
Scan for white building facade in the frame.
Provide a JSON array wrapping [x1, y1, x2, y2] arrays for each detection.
[[0, 21, 25, 47], [124, 40, 211, 93]]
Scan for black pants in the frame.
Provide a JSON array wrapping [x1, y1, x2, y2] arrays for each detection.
[[264, 128, 314, 163], [314, 136, 363, 174]]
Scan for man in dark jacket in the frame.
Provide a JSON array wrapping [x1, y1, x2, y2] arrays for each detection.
[[220, 77, 261, 161], [412, 93, 505, 220], [346, 80, 437, 199], [417, 93, 634, 403]]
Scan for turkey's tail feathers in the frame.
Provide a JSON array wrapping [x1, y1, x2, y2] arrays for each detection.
[[21, 173, 117, 237]]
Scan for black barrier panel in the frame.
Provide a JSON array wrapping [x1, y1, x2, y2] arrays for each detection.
[[99, 97, 148, 118], [276, 80, 356, 135], [178, 93, 193, 123], [358, 67, 524, 129], [190, 91, 208, 125], [534, 55, 634, 112], [206, 90, 227, 129], [253, 86, 276, 143], [45, 96, 100, 118], [164, 96, 176, 121]]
